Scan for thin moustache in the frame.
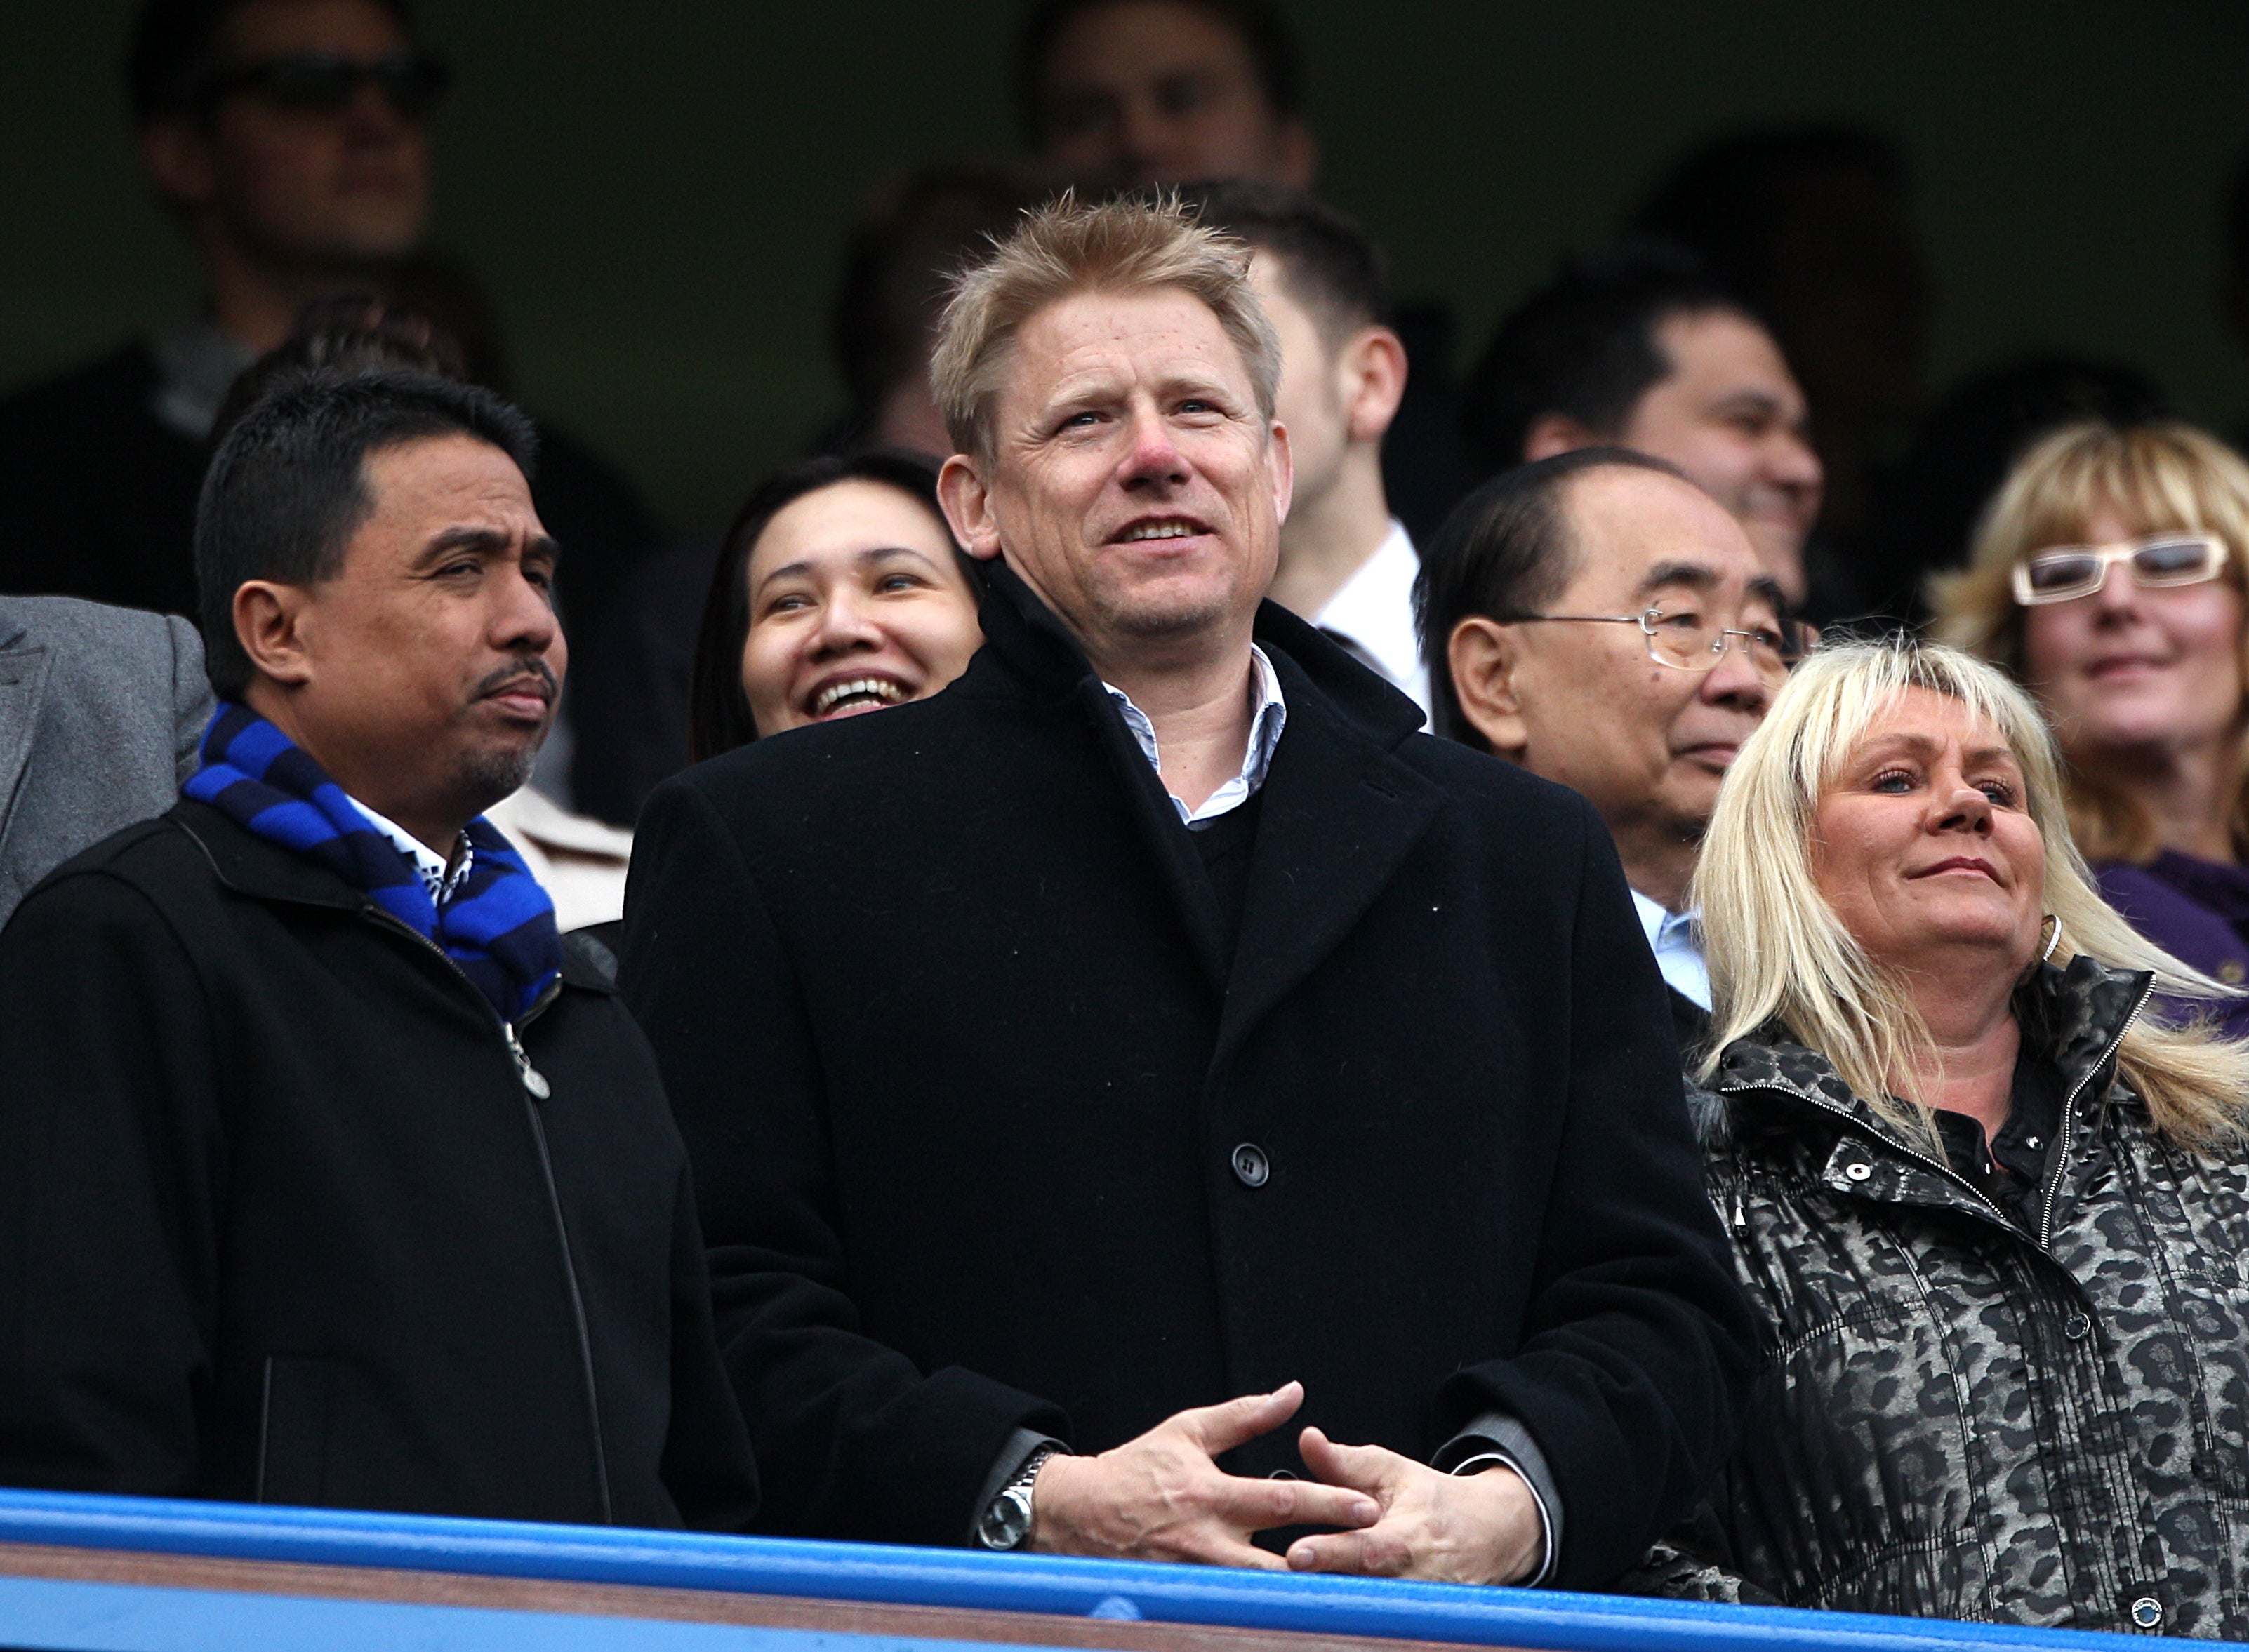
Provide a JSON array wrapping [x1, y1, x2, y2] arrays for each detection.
[[474, 660, 558, 705]]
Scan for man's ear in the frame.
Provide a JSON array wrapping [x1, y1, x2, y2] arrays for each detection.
[[232, 581, 317, 688], [937, 454, 1003, 561], [140, 119, 217, 213], [1521, 412, 1603, 464], [1447, 615, 1532, 758], [1341, 325, 1408, 447], [1266, 417, 1294, 526]]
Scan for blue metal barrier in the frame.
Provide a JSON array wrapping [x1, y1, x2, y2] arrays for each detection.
[[0, 1488, 2163, 1652]]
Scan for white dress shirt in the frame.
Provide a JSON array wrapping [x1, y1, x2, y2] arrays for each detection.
[[1631, 888, 1711, 1011], [1103, 646, 1287, 827], [346, 795, 475, 908], [1311, 519, 1430, 724]]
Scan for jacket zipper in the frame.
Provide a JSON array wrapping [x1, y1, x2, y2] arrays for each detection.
[[2036, 975, 2151, 1252], [357, 909, 612, 1524], [1720, 981, 2151, 1255]]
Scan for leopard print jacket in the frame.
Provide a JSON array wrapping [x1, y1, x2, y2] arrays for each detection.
[[1652, 955, 2249, 1637]]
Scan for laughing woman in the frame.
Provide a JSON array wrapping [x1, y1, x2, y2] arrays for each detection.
[[1677, 637, 2249, 1635], [688, 451, 985, 757]]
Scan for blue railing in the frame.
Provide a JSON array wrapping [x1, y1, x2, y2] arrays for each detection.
[[0, 1488, 2161, 1652]]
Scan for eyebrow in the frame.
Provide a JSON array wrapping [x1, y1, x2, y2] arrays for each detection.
[[753, 543, 943, 597], [415, 526, 558, 567], [1636, 561, 1720, 598], [1857, 733, 2021, 768]]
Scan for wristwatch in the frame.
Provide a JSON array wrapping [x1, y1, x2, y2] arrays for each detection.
[[976, 1443, 1062, 1550]]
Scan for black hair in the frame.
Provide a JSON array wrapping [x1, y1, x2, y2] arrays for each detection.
[[2227, 145, 2249, 270], [1414, 446, 1685, 750], [1457, 238, 1751, 480], [1174, 178, 1388, 338], [195, 367, 537, 698], [1015, 0, 1302, 146], [211, 291, 470, 440], [688, 451, 978, 761], [127, 0, 417, 123]]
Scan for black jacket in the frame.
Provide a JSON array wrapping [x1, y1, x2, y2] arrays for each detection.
[[0, 801, 758, 1531], [622, 567, 1755, 1588]]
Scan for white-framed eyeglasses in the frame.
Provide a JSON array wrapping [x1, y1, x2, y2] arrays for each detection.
[[2010, 532, 2230, 606]]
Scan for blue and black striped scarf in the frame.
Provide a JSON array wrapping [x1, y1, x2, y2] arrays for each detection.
[[185, 703, 562, 1025]]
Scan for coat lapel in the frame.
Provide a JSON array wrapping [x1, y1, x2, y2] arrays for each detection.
[[1216, 650, 1442, 1065], [0, 638, 52, 846]]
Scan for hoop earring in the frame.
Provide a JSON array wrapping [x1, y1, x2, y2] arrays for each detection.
[[2038, 913, 2062, 962]]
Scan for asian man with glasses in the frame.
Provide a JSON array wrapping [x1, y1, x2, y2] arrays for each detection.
[[1418, 447, 1804, 1050]]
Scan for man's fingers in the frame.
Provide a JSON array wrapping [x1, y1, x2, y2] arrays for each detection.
[[1185, 1535, 1291, 1571], [1208, 1469, 1379, 1533], [1286, 1525, 1411, 1577], [1179, 1380, 1304, 1456], [1297, 1425, 1403, 1494]]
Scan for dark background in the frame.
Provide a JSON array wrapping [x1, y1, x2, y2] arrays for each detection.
[[5, 0, 2245, 542]]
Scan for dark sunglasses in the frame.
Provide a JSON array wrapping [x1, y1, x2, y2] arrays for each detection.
[[199, 49, 450, 118]]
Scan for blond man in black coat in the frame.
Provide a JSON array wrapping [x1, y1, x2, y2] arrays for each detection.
[[623, 196, 1754, 1590]]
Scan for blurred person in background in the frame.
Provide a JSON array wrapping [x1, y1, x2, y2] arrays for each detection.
[[215, 295, 638, 931], [1932, 421, 2249, 1031], [1416, 448, 1798, 1050], [1670, 637, 2249, 1636], [1017, 0, 1313, 189], [1632, 126, 1931, 593], [0, 0, 674, 830], [687, 452, 983, 759], [1461, 243, 1831, 619], [1179, 182, 1421, 714], [1862, 357, 2168, 623], [823, 165, 1059, 461]]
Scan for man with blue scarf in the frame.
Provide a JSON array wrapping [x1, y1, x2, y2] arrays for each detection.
[[0, 368, 757, 1531]]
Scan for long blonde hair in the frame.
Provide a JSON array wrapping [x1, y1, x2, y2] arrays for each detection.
[[1928, 419, 2249, 863], [1694, 637, 2249, 1152]]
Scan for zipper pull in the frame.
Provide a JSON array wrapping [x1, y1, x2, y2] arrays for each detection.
[[1732, 1187, 1748, 1233], [504, 1025, 552, 1100]]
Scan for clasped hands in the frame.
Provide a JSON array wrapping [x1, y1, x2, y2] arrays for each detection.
[[1027, 1380, 1541, 1585]]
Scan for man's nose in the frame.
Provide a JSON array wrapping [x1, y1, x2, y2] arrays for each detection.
[[1768, 428, 1824, 492], [341, 81, 412, 143], [1120, 404, 1188, 486], [1701, 639, 1772, 711]]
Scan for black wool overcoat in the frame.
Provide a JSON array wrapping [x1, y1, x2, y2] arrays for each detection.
[[623, 568, 1756, 1588], [0, 802, 759, 1531]]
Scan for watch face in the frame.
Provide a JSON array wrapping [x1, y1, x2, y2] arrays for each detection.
[[979, 1489, 1032, 1550]]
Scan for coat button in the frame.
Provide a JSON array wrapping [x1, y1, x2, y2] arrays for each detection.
[[1231, 1143, 1270, 1187], [2130, 1596, 2163, 1628], [2064, 1312, 2092, 1341]]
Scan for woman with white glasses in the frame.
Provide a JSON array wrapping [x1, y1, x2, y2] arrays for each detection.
[[1934, 420, 2249, 1030]]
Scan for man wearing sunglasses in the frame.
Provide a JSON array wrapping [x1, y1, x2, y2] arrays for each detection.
[[1417, 447, 1804, 1049], [0, 0, 434, 627]]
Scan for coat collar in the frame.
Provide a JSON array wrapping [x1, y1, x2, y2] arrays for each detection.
[[962, 561, 1440, 1039], [171, 800, 611, 993], [1703, 954, 2154, 1223]]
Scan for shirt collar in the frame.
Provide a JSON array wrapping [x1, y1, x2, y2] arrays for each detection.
[[345, 795, 475, 907], [1630, 888, 1711, 1012], [148, 318, 258, 443], [1311, 519, 1431, 723], [1103, 645, 1288, 828]]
